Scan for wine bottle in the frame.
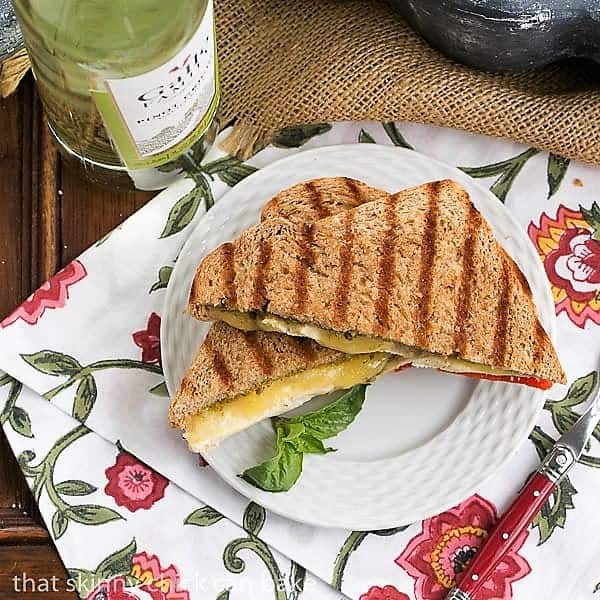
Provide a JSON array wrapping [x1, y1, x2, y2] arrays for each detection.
[[12, 0, 219, 190]]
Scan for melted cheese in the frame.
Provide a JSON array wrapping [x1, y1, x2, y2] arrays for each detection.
[[184, 353, 405, 452], [205, 308, 520, 378]]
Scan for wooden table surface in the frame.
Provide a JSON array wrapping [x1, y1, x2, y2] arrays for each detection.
[[0, 74, 153, 599]]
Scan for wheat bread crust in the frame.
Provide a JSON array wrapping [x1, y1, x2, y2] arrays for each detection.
[[169, 321, 344, 428], [260, 177, 390, 223], [189, 179, 565, 383]]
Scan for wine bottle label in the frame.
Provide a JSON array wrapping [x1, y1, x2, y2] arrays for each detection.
[[91, 0, 218, 170]]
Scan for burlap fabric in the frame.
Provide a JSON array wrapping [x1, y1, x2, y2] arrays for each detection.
[[3, 0, 600, 164], [216, 0, 600, 164]]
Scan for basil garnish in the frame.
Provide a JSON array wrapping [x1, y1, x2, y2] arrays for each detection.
[[240, 385, 366, 492]]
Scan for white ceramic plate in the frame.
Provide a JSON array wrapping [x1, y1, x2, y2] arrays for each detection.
[[162, 145, 555, 530]]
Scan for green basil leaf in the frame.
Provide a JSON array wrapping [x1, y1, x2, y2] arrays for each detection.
[[21, 350, 81, 376], [290, 433, 332, 455], [241, 442, 303, 492], [280, 422, 305, 442], [285, 384, 367, 440]]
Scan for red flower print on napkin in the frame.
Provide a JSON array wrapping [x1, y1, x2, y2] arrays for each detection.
[[360, 585, 410, 600], [105, 452, 168, 512], [133, 313, 162, 366], [87, 576, 149, 600], [396, 494, 530, 600], [1, 260, 87, 327], [131, 552, 190, 600], [529, 205, 600, 328]]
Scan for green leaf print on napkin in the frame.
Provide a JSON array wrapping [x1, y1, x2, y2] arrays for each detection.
[[72, 376, 97, 423], [547, 154, 570, 199], [22, 350, 82, 376], [545, 371, 600, 459], [160, 185, 208, 238], [184, 505, 224, 527], [222, 502, 306, 600], [331, 525, 410, 590], [18, 424, 123, 541], [529, 426, 577, 544], [382, 122, 413, 149], [358, 129, 376, 143], [68, 539, 137, 598], [581, 201, 600, 240], [460, 148, 539, 202], [159, 153, 257, 238], [0, 375, 31, 438], [272, 123, 332, 148], [55, 480, 98, 496], [241, 385, 366, 492], [22, 350, 162, 424], [149, 265, 173, 293]]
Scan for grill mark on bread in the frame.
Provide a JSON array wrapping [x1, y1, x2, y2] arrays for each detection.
[[203, 336, 232, 388], [345, 178, 364, 205], [415, 182, 441, 346], [295, 223, 315, 312], [493, 258, 511, 365], [252, 238, 272, 309], [374, 196, 397, 332], [306, 181, 330, 219], [454, 204, 481, 353], [334, 210, 355, 325], [221, 243, 237, 306], [245, 331, 273, 376]]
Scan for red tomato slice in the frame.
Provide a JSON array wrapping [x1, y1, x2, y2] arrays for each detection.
[[393, 363, 552, 390], [445, 370, 553, 390]]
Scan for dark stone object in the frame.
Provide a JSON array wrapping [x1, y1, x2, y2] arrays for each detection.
[[389, 0, 600, 71], [0, 0, 23, 62]]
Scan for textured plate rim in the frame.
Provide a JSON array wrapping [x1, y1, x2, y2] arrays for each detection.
[[161, 144, 555, 529]]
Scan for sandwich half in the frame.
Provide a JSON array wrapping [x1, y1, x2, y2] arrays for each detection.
[[169, 322, 406, 450], [189, 179, 566, 388], [170, 177, 395, 451]]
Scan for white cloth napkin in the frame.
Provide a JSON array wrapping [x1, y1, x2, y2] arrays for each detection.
[[1, 122, 600, 600]]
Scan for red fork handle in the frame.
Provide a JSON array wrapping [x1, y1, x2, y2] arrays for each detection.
[[450, 472, 554, 599]]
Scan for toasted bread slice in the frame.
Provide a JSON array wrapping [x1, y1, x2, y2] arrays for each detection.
[[260, 177, 390, 224], [170, 178, 392, 448], [189, 179, 565, 384], [169, 322, 400, 450]]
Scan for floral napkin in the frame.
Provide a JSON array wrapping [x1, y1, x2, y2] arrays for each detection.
[[1, 122, 600, 600]]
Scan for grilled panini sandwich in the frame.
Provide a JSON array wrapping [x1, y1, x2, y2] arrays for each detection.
[[170, 177, 400, 451], [170, 322, 406, 451], [189, 179, 566, 388]]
